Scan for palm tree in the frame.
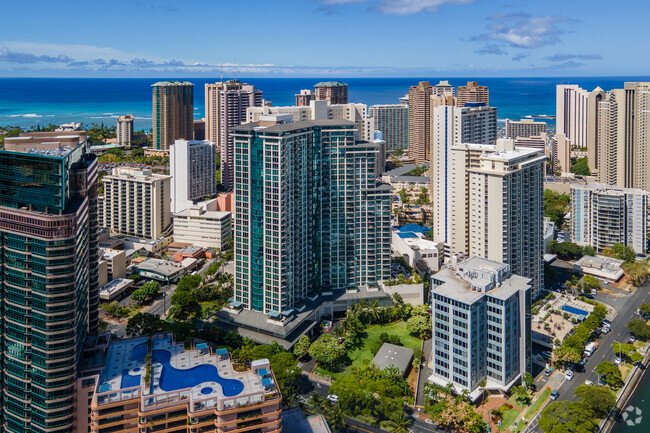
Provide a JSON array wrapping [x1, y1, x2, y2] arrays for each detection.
[[308, 392, 325, 411], [479, 379, 487, 405], [388, 412, 413, 433], [369, 300, 381, 325], [282, 385, 297, 406], [325, 403, 347, 432]]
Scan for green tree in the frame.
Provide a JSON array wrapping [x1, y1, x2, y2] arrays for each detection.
[[169, 289, 201, 320], [548, 240, 584, 261], [596, 361, 624, 388], [293, 335, 310, 360], [523, 372, 535, 390], [388, 411, 413, 433], [640, 303, 650, 315], [512, 385, 531, 406], [406, 315, 431, 339], [309, 335, 346, 371], [126, 312, 165, 336], [582, 275, 600, 291], [612, 342, 642, 363], [622, 260, 648, 286], [544, 190, 570, 228], [574, 385, 616, 418], [582, 245, 597, 256], [627, 319, 650, 341], [571, 157, 592, 176], [611, 243, 636, 263], [324, 402, 348, 433], [539, 401, 597, 433], [131, 281, 160, 304]]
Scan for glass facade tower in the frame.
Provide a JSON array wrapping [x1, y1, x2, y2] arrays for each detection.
[[0, 136, 98, 433], [232, 119, 391, 314]]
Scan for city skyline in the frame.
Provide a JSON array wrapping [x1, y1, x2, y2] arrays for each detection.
[[1, 0, 649, 77]]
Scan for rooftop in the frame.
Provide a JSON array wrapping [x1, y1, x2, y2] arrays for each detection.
[[372, 343, 413, 376], [314, 81, 348, 87], [383, 163, 429, 177], [135, 258, 196, 276], [433, 257, 530, 304], [391, 175, 430, 183], [282, 408, 331, 433], [232, 119, 357, 134], [152, 80, 194, 86], [96, 334, 277, 407], [570, 182, 649, 196]]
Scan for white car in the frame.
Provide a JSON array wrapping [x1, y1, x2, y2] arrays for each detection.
[[565, 371, 574, 381], [327, 394, 339, 403], [584, 379, 593, 386], [615, 357, 623, 365]]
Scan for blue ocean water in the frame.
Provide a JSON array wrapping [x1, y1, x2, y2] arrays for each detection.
[[1, 77, 649, 131]]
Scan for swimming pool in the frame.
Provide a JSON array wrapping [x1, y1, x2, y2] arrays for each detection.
[[562, 305, 589, 316], [152, 350, 244, 397]]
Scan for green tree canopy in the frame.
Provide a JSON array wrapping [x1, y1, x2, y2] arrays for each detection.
[[622, 260, 648, 286], [309, 335, 346, 370], [293, 335, 310, 360], [571, 157, 592, 176], [539, 401, 597, 433], [627, 319, 650, 341], [406, 314, 431, 339], [126, 312, 165, 336], [574, 385, 616, 418], [596, 361, 624, 388], [544, 190, 570, 228], [582, 275, 600, 290], [548, 240, 584, 261], [169, 289, 201, 320]]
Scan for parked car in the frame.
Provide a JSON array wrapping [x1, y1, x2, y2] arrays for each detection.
[[566, 371, 574, 381], [584, 379, 593, 386], [615, 357, 623, 365], [327, 394, 339, 403], [544, 368, 553, 377], [550, 390, 560, 400], [629, 335, 637, 344]]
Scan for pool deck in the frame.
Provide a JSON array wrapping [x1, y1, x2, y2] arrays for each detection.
[[99, 335, 270, 402]]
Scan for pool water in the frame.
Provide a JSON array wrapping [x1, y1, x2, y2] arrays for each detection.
[[131, 343, 148, 362], [562, 305, 589, 316], [152, 350, 244, 397]]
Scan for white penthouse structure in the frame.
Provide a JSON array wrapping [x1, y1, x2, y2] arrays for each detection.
[[170, 139, 217, 213], [430, 257, 531, 399]]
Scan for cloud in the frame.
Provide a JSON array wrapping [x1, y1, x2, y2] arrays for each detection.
[[545, 53, 602, 62], [0, 45, 72, 64], [316, 0, 476, 15], [473, 14, 571, 49], [512, 53, 528, 61], [550, 60, 585, 69], [475, 44, 508, 55]]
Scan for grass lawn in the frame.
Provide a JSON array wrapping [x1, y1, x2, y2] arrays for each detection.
[[507, 390, 532, 408], [524, 388, 551, 420], [498, 408, 520, 432], [200, 301, 222, 319], [514, 420, 526, 432], [314, 321, 422, 379]]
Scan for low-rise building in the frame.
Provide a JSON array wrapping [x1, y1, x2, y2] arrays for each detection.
[[99, 278, 134, 301], [392, 225, 443, 272], [429, 257, 531, 400], [132, 257, 198, 284], [100, 248, 127, 280], [543, 217, 556, 253], [173, 206, 233, 249], [573, 255, 625, 282], [372, 343, 414, 376], [81, 334, 282, 433], [174, 245, 205, 262]]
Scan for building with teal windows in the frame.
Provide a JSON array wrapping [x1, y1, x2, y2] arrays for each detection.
[[0, 132, 99, 433], [230, 116, 391, 318]]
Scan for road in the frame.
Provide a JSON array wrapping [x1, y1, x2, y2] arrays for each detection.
[[146, 284, 178, 317], [525, 281, 650, 432]]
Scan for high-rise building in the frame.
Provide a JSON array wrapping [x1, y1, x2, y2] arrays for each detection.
[[505, 118, 547, 139], [456, 81, 489, 107], [430, 103, 497, 206], [295, 89, 315, 106], [432, 135, 546, 299], [369, 104, 409, 152], [468, 140, 546, 299], [193, 119, 205, 140], [314, 81, 348, 104], [556, 84, 589, 148], [204, 80, 263, 190], [408, 81, 434, 163], [571, 183, 648, 254], [170, 139, 217, 213], [0, 132, 99, 433], [99, 167, 171, 240], [231, 117, 391, 313], [152, 81, 194, 150], [116, 114, 134, 146], [432, 80, 455, 96], [595, 83, 650, 191], [587, 87, 606, 175], [430, 257, 531, 396], [247, 100, 376, 142]]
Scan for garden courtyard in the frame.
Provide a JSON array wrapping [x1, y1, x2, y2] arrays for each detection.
[[314, 321, 422, 379]]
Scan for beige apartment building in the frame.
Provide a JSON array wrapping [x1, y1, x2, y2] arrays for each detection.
[[81, 334, 282, 433], [408, 81, 434, 163], [116, 114, 134, 146], [152, 81, 194, 150], [314, 81, 348, 104], [505, 118, 547, 139], [99, 167, 172, 240], [456, 81, 489, 107], [204, 80, 263, 190], [173, 206, 232, 249]]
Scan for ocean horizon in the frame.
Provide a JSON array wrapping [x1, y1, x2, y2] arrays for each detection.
[[1, 76, 649, 131]]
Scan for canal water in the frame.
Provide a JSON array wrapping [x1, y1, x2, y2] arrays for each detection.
[[611, 367, 650, 432]]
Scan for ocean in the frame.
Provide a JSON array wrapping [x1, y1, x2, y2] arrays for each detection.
[[2, 76, 650, 131]]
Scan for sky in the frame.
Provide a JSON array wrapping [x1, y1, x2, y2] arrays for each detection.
[[0, 0, 647, 78]]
